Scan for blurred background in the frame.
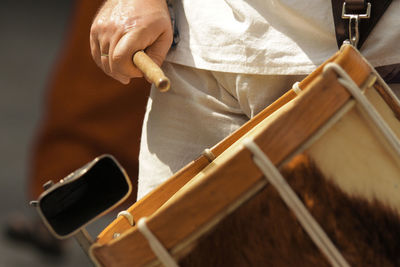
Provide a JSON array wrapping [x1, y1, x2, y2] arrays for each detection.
[[0, 1, 149, 266], [0, 0, 90, 267], [0, 1, 89, 266]]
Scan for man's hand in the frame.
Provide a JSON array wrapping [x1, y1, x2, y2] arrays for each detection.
[[90, 0, 173, 84]]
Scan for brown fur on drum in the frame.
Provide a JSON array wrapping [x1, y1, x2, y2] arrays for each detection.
[[179, 154, 400, 267]]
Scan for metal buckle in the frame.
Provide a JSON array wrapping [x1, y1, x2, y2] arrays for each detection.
[[342, 2, 371, 47]]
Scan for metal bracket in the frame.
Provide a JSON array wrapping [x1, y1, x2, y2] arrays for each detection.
[[342, 2, 371, 47], [74, 228, 94, 258]]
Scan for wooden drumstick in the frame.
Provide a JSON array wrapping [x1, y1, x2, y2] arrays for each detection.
[[132, 51, 170, 92]]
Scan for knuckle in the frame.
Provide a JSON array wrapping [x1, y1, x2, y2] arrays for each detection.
[[90, 21, 101, 35], [91, 20, 117, 38]]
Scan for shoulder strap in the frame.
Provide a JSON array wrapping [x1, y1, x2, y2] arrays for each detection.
[[331, 0, 393, 49]]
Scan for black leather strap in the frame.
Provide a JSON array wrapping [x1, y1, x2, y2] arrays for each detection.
[[376, 64, 400, 84], [331, 0, 393, 49]]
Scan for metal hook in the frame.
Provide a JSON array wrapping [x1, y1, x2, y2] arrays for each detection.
[[341, 2, 371, 47]]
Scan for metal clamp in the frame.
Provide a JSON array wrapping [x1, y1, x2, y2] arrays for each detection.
[[342, 2, 371, 47]]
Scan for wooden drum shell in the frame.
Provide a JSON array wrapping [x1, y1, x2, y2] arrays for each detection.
[[89, 45, 400, 266]]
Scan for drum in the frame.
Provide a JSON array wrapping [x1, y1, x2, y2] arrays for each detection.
[[89, 45, 400, 266]]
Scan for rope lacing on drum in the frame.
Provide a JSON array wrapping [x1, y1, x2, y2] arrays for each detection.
[[137, 217, 179, 267], [202, 148, 216, 162], [117, 210, 135, 226], [243, 139, 350, 267], [323, 63, 400, 158], [292, 81, 302, 95], [244, 63, 400, 267]]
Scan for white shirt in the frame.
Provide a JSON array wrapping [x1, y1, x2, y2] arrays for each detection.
[[165, 0, 400, 75]]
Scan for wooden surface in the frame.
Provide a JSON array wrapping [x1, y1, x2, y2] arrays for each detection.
[[90, 45, 382, 266], [95, 155, 210, 246], [133, 51, 170, 92], [375, 82, 400, 120]]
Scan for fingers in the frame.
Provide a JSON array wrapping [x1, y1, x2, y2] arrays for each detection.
[[111, 22, 173, 79], [91, 22, 131, 84], [89, 0, 173, 85], [108, 36, 131, 84], [145, 29, 173, 67], [89, 32, 101, 69], [101, 36, 131, 84], [111, 30, 147, 78], [90, 19, 144, 83], [100, 42, 111, 75]]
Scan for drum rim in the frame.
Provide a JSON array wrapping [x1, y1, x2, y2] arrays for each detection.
[[91, 45, 394, 266]]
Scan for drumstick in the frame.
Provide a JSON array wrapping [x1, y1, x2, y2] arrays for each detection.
[[132, 51, 170, 92]]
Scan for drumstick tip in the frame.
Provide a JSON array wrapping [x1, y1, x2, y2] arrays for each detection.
[[157, 77, 171, 92], [132, 51, 171, 92]]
